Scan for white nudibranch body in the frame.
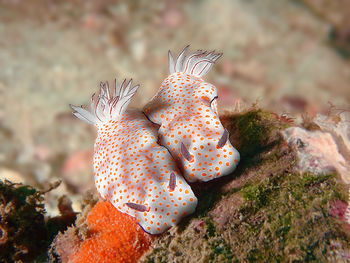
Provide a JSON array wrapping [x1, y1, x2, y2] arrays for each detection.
[[71, 79, 197, 234], [144, 46, 240, 182]]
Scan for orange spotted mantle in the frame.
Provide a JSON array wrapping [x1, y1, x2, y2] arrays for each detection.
[[71, 79, 197, 234], [144, 46, 240, 182]]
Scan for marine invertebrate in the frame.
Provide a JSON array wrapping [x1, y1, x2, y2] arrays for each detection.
[[71, 79, 197, 234], [72, 201, 153, 263], [51, 201, 153, 263], [144, 46, 240, 182]]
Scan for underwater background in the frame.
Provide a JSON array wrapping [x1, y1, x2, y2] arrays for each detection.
[[0, 0, 350, 262]]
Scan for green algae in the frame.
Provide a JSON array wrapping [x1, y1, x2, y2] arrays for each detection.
[[242, 183, 271, 208], [222, 109, 288, 159], [237, 110, 273, 157], [235, 172, 349, 262]]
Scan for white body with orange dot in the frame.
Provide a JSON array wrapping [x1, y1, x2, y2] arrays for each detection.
[[71, 79, 197, 234], [144, 46, 240, 182]]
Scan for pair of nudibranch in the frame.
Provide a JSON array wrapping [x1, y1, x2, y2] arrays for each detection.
[[71, 46, 240, 234]]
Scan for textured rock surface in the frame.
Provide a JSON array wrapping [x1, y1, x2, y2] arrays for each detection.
[[283, 126, 350, 183], [141, 109, 350, 262], [0, 180, 48, 262]]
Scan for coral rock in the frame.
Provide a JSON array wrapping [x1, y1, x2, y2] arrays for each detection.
[[283, 127, 350, 181], [314, 112, 350, 183]]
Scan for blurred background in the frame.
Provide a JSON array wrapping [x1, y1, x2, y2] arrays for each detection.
[[0, 0, 349, 215]]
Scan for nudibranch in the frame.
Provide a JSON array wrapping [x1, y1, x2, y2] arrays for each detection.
[[70, 79, 197, 234], [144, 46, 240, 182]]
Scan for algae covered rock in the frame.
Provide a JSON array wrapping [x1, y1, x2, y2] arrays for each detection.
[[45, 109, 350, 262], [221, 109, 289, 159], [0, 180, 48, 262], [141, 109, 350, 263]]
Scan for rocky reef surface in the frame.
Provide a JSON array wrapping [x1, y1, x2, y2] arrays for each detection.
[[1, 0, 350, 220], [1, 107, 349, 262], [1, 0, 350, 262], [141, 109, 350, 262]]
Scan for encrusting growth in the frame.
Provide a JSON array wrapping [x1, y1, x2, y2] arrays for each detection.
[[71, 79, 197, 234], [144, 46, 240, 182], [69, 201, 153, 263]]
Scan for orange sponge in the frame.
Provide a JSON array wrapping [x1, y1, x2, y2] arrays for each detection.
[[70, 201, 153, 263]]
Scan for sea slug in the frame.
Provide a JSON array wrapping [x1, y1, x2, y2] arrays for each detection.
[[70, 79, 197, 234], [144, 46, 240, 182]]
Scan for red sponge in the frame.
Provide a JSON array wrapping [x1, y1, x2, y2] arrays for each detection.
[[70, 201, 153, 263]]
